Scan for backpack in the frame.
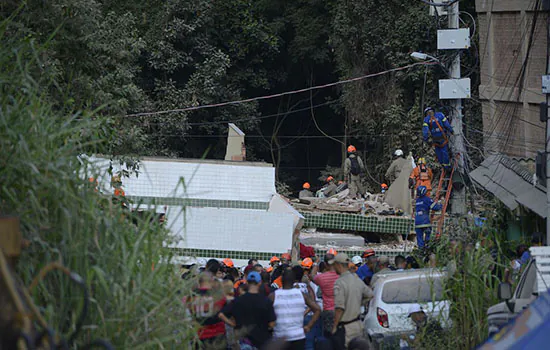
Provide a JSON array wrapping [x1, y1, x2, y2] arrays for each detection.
[[350, 156, 361, 176]]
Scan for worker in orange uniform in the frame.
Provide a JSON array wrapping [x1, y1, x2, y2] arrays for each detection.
[[409, 158, 433, 196], [344, 145, 365, 199], [270, 256, 281, 269], [299, 182, 314, 199]]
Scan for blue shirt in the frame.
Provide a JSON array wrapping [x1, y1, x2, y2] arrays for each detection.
[[356, 264, 373, 281], [415, 195, 442, 228], [422, 112, 453, 144], [520, 251, 531, 265]]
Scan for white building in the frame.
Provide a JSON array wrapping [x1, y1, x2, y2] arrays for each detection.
[[88, 156, 302, 267]]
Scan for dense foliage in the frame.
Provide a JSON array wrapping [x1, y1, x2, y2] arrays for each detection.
[[0, 18, 193, 348], [1, 0, 481, 189]]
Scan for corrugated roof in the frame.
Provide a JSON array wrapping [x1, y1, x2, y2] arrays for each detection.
[[470, 154, 546, 218]]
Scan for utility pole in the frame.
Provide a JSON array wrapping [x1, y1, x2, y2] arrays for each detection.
[[448, 0, 467, 215], [545, 9, 550, 246]]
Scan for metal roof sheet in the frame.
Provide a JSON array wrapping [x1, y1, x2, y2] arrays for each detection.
[[469, 154, 546, 218]]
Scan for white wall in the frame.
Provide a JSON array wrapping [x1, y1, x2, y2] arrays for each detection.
[[88, 157, 276, 202], [169, 207, 293, 253]]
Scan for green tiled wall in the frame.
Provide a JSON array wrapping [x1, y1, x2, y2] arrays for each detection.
[[173, 248, 283, 261], [127, 196, 268, 210], [172, 247, 407, 263], [301, 212, 413, 235]]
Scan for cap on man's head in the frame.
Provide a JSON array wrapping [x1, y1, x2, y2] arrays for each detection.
[[378, 256, 390, 265], [328, 253, 350, 265], [407, 303, 424, 317], [247, 271, 261, 284]]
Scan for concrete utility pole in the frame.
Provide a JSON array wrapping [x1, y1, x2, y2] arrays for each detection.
[[448, 0, 467, 215], [545, 12, 550, 246]]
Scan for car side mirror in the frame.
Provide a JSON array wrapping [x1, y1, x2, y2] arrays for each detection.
[[498, 282, 512, 301]]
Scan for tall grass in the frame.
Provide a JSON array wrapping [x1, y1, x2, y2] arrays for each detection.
[[420, 230, 506, 349], [0, 19, 194, 348]]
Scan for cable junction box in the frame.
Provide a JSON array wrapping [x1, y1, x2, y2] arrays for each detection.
[[437, 28, 471, 50], [439, 78, 471, 99]]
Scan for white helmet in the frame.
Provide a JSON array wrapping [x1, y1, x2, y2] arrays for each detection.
[[394, 149, 404, 157], [351, 256, 362, 265]]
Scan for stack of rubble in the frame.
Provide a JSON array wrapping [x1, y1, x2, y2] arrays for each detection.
[[291, 190, 408, 217]]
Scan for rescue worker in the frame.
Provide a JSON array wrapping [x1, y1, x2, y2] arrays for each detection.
[[409, 157, 434, 196], [299, 182, 314, 199], [270, 256, 281, 269], [414, 186, 442, 249], [422, 107, 454, 170], [385, 149, 407, 184], [344, 145, 365, 199], [321, 176, 338, 197], [381, 183, 388, 194]]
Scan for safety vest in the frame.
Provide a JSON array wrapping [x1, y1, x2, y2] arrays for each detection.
[[419, 165, 430, 180], [429, 116, 449, 147]]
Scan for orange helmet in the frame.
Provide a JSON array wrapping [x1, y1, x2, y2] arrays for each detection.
[[222, 258, 234, 268], [362, 248, 375, 259], [281, 253, 291, 261], [327, 248, 337, 255], [270, 256, 281, 264], [303, 182, 311, 189], [381, 183, 388, 190], [301, 258, 314, 269], [347, 145, 356, 153], [266, 266, 273, 273], [326, 176, 334, 182]]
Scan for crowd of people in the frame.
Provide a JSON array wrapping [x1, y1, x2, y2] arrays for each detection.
[[181, 249, 427, 350]]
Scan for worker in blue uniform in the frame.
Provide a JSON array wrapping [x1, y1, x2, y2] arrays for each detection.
[[422, 107, 454, 170], [414, 186, 442, 249]]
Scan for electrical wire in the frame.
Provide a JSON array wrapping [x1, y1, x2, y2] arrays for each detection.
[[124, 62, 430, 117]]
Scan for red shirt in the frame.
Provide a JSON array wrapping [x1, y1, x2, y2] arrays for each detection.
[[314, 271, 339, 310], [184, 288, 226, 340]]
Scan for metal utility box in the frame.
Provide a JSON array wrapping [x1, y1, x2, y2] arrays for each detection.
[[439, 78, 471, 99], [437, 28, 471, 50], [542, 75, 550, 94]]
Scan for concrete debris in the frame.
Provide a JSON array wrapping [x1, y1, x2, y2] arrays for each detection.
[[291, 190, 407, 217], [300, 232, 365, 247]]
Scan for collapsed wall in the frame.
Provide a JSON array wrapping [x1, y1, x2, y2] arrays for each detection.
[[87, 156, 299, 267]]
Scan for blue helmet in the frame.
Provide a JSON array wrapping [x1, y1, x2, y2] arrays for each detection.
[[417, 186, 427, 197]]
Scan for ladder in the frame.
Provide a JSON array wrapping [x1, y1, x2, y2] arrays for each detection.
[[433, 156, 458, 237]]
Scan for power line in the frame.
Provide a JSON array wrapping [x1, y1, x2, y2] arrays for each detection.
[[124, 62, 430, 117]]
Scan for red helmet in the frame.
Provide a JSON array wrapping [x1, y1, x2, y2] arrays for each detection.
[[326, 176, 334, 182], [327, 248, 337, 255], [303, 182, 311, 189], [281, 253, 291, 261], [362, 249, 375, 259], [347, 145, 357, 153], [270, 256, 281, 264], [381, 183, 388, 190]]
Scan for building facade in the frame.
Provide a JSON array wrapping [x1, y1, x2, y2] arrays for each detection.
[[476, 0, 548, 159]]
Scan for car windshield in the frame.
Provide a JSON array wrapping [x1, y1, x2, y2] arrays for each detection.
[[382, 276, 444, 304]]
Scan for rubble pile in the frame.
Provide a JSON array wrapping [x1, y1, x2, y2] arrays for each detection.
[[291, 190, 409, 217]]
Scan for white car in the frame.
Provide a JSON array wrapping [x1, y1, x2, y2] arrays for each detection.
[[364, 268, 451, 348]]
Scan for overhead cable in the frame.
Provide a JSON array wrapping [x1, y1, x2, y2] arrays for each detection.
[[124, 62, 431, 117]]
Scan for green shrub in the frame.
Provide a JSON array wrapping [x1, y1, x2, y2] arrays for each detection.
[[0, 19, 194, 348]]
